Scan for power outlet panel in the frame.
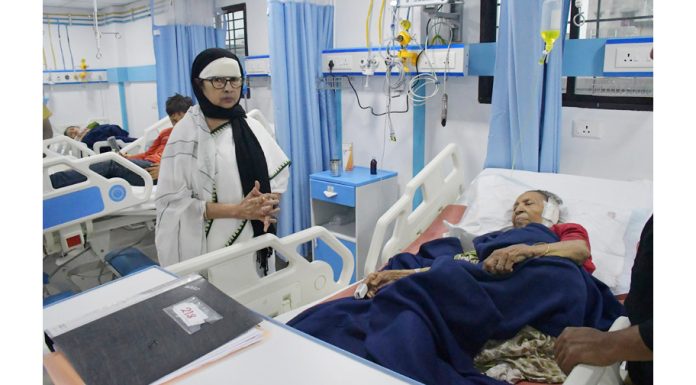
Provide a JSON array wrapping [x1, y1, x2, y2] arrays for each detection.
[[572, 120, 601, 139], [390, 0, 449, 7], [603, 40, 653, 74], [244, 56, 271, 76], [43, 70, 108, 85], [322, 46, 468, 75]]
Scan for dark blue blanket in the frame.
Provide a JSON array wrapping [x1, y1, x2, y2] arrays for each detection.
[[81, 124, 136, 152], [289, 224, 624, 385]]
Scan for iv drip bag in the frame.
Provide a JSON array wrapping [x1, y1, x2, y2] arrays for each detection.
[[540, 0, 562, 54]]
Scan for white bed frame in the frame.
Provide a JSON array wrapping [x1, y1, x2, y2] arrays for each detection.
[[365, 143, 466, 275], [166, 226, 354, 318], [44, 136, 95, 160], [43, 150, 155, 265]]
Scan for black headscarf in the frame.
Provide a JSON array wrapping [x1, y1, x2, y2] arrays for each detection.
[[191, 48, 275, 274]]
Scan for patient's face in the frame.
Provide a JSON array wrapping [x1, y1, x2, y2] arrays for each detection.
[[65, 126, 80, 139], [168, 112, 185, 126], [512, 191, 546, 228]]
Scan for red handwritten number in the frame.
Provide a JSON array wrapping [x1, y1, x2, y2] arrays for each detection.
[[180, 306, 197, 319]]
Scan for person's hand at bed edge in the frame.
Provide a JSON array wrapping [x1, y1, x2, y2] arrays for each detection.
[[363, 268, 430, 298], [554, 325, 652, 374]]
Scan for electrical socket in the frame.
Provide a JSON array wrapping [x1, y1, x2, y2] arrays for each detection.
[[572, 120, 601, 139], [332, 56, 352, 71], [615, 45, 653, 69]]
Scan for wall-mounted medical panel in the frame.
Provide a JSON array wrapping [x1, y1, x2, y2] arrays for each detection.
[[244, 55, 271, 77], [43, 69, 109, 85], [322, 45, 468, 76], [391, 0, 450, 7], [603, 38, 653, 77]]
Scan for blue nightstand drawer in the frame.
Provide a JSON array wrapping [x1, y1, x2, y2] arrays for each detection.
[[315, 238, 356, 283], [310, 179, 355, 207]]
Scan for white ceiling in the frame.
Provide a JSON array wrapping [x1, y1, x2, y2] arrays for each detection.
[[44, 0, 139, 10]]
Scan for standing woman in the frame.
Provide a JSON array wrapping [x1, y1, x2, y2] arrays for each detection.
[[155, 48, 290, 277]]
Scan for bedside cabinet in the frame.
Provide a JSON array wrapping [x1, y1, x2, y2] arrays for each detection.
[[310, 166, 398, 283]]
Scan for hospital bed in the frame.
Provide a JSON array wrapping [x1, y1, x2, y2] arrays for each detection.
[[165, 143, 651, 385], [43, 149, 156, 288]]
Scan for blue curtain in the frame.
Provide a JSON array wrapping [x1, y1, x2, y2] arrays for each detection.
[[152, 24, 224, 118], [269, 0, 336, 239], [484, 0, 569, 172]]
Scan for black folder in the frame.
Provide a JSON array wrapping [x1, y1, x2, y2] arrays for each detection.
[[52, 275, 262, 385]]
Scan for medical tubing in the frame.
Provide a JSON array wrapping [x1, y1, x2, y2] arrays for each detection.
[[378, 0, 386, 49], [57, 20, 67, 70], [385, 68, 396, 140], [93, 0, 103, 59], [65, 24, 76, 71], [47, 19, 58, 70], [366, 0, 374, 54], [43, 48, 48, 70], [345, 75, 409, 117], [408, 32, 439, 106], [385, 59, 406, 90]]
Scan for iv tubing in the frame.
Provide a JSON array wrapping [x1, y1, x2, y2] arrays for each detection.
[[47, 18, 57, 69], [366, 0, 374, 54], [93, 0, 103, 59], [57, 19, 67, 70], [378, 0, 386, 47], [66, 18, 76, 71]]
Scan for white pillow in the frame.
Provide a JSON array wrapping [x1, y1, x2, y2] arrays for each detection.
[[449, 169, 652, 293], [564, 200, 631, 289]]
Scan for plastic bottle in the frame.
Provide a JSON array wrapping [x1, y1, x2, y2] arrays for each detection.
[[370, 158, 377, 175], [540, 0, 562, 63]]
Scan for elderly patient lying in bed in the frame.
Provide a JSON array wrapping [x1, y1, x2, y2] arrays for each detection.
[[288, 190, 624, 385]]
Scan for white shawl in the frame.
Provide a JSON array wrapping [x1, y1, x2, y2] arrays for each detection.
[[155, 105, 290, 267]]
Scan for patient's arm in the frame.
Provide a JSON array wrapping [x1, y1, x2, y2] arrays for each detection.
[[554, 325, 653, 374], [364, 268, 430, 298], [483, 240, 589, 274]]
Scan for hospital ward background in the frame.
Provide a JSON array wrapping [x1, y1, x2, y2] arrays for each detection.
[[3, 0, 690, 383]]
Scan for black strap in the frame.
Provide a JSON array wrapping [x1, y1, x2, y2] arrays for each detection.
[[229, 104, 274, 275]]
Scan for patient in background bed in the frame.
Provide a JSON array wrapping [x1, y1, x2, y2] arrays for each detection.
[[65, 122, 136, 152], [288, 190, 623, 385], [50, 94, 193, 189]]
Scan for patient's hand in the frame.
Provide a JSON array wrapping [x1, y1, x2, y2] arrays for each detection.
[[483, 244, 536, 274], [364, 269, 418, 298]]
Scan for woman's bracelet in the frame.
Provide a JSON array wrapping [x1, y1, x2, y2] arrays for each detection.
[[534, 242, 551, 257]]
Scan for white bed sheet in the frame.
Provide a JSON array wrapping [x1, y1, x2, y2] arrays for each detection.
[[451, 168, 652, 294]]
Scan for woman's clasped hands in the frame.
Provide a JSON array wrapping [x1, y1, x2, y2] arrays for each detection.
[[238, 180, 280, 231]]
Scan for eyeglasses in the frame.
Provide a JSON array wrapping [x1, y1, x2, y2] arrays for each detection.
[[203, 77, 243, 89]]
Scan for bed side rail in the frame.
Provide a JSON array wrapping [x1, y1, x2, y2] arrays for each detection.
[[93, 139, 128, 154], [43, 152, 153, 233], [43, 136, 95, 159], [563, 316, 631, 385], [119, 116, 172, 155], [364, 143, 466, 276], [166, 226, 354, 317]]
